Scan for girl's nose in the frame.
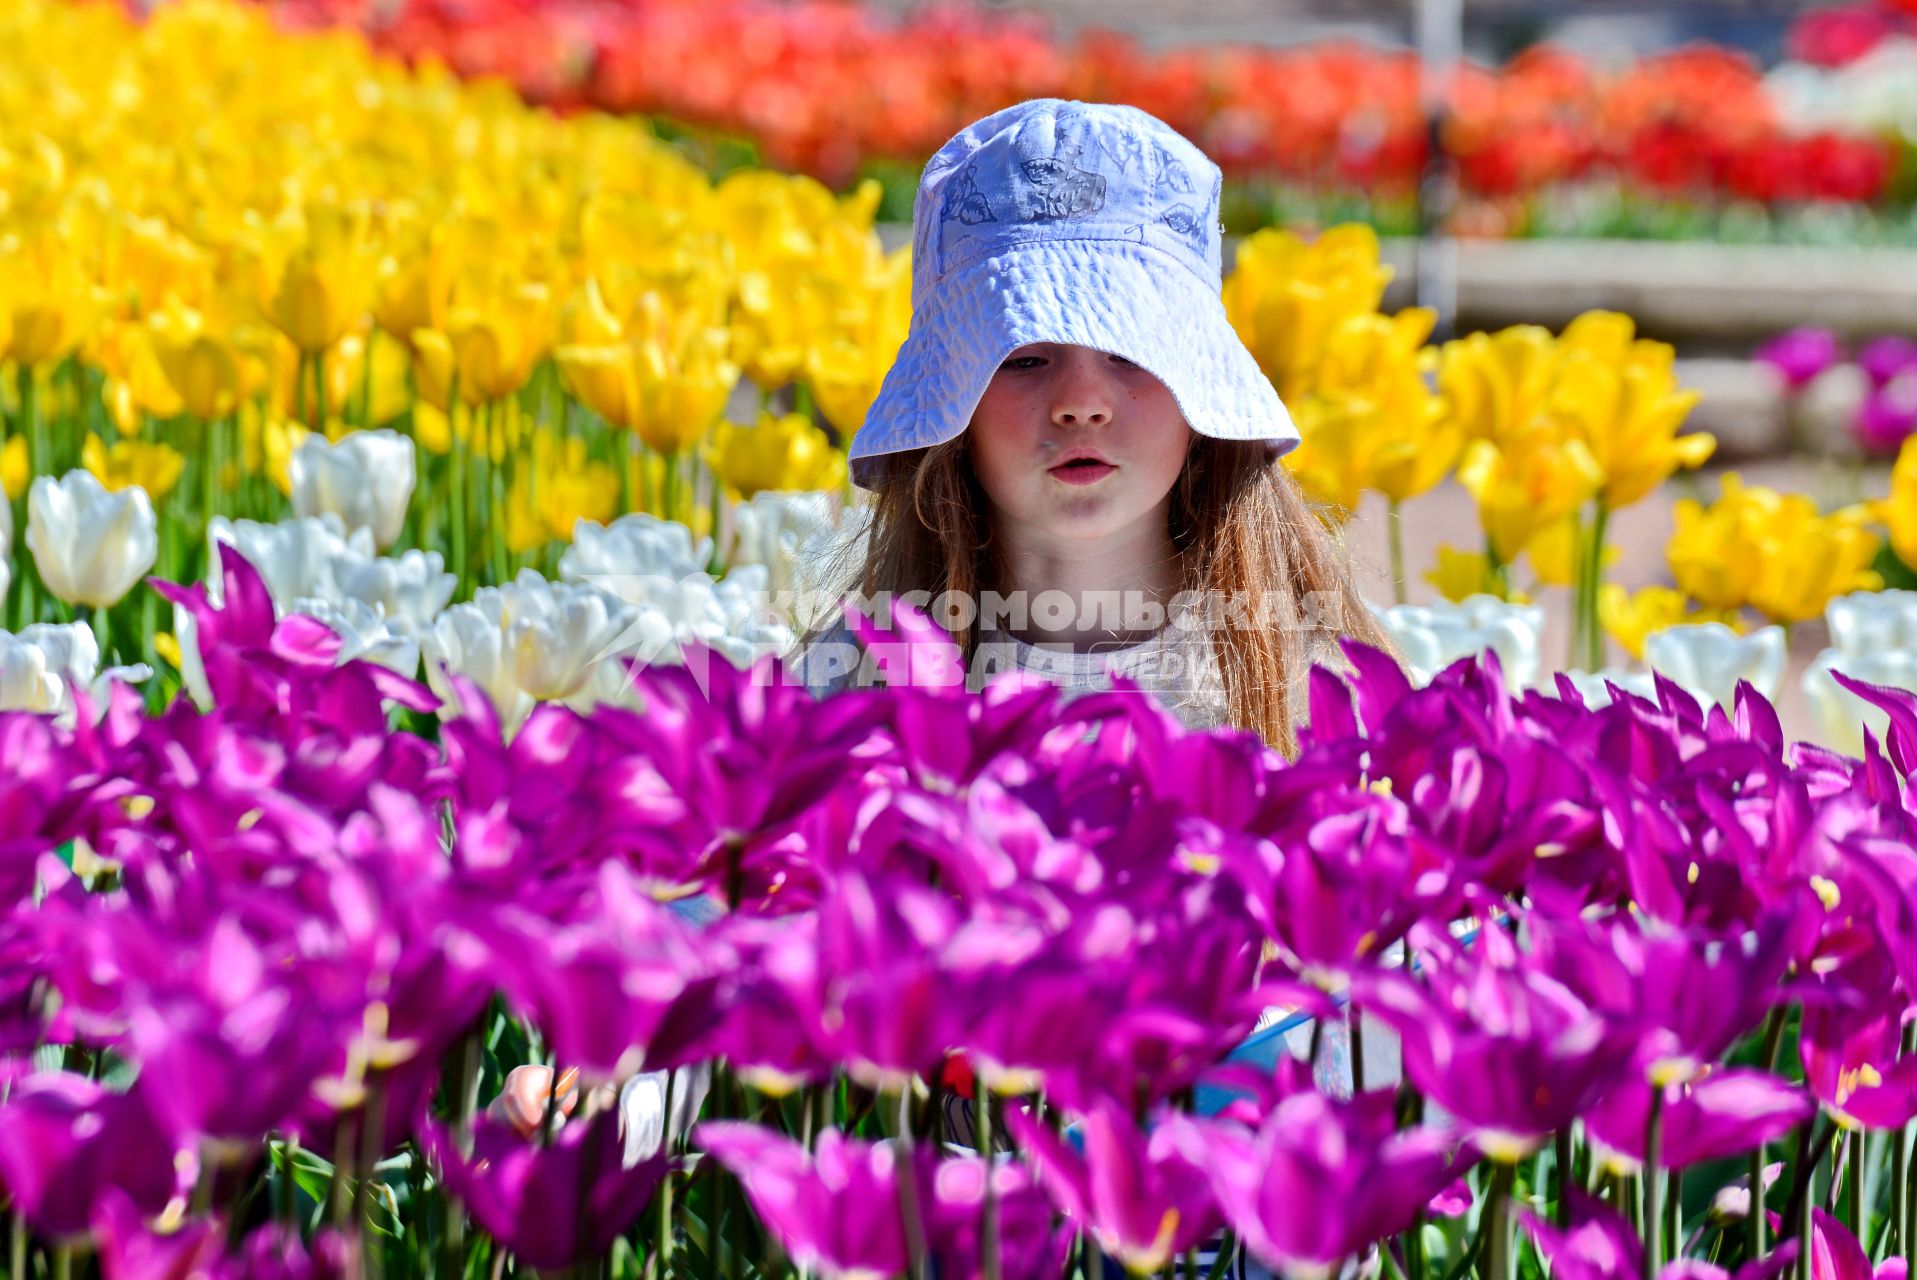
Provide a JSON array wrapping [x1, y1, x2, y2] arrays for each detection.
[[1049, 353, 1116, 429]]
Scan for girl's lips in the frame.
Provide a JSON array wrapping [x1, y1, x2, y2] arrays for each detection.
[[1048, 459, 1116, 486]]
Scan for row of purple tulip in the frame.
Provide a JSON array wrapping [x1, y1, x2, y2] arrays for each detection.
[[3, 544, 1917, 1280]]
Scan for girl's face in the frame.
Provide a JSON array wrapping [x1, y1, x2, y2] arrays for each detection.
[[968, 342, 1194, 544]]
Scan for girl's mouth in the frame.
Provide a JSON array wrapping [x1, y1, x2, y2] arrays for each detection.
[[1048, 457, 1116, 486]]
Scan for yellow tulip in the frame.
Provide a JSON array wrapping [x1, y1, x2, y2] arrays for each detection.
[[808, 243, 911, 440], [1455, 433, 1606, 567], [1525, 515, 1621, 588], [553, 343, 641, 433], [266, 204, 377, 355], [1597, 585, 1737, 661], [2, 436, 28, 501], [94, 323, 184, 431], [1436, 326, 1561, 450], [503, 430, 619, 552], [147, 300, 244, 421], [1424, 546, 1505, 604], [269, 249, 366, 355], [1546, 329, 1711, 509], [445, 285, 551, 405], [1667, 474, 1772, 613], [705, 412, 847, 498], [1669, 474, 1882, 624], [1748, 502, 1882, 626], [82, 432, 187, 503], [1, 244, 102, 367], [1223, 224, 1394, 403], [1888, 435, 1917, 572], [238, 405, 309, 497]]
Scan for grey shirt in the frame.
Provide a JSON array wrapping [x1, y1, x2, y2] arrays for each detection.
[[790, 618, 1340, 734]]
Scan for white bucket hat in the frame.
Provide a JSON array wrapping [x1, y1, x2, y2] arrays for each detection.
[[847, 97, 1298, 490]]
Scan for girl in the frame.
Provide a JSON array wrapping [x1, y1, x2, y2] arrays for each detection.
[[792, 95, 1404, 1191], [793, 98, 1392, 754]]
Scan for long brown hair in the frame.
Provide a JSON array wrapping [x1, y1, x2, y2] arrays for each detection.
[[803, 435, 1394, 756]]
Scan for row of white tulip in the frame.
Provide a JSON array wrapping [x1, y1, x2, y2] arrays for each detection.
[[1375, 591, 1917, 752], [3, 425, 1910, 748], [1767, 38, 1917, 146]]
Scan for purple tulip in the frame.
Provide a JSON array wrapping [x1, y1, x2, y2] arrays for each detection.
[[1584, 1069, 1814, 1169], [1519, 1190, 1647, 1280], [1755, 328, 1842, 391], [1858, 336, 1917, 390], [1227, 783, 1451, 976], [0, 1068, 185, 1240], [426, 1108, 673, 1271], [92, 1188, 225, 1280], [698, 1121, 1067, 1280], [1799, 1006, 1917, 1131], [1004, 1099, 1220, 1271], [1359, 922, 1636, 1158], [1528, 911, 1800, 1083], [92, 1189, 356, 1280], [1159, 1061, 1471, 1274], [921, 1154, 1077, 1280], [1851, 374, 1917, 454]]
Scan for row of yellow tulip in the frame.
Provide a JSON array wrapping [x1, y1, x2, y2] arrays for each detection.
[[1227, 223, 1914, 668]]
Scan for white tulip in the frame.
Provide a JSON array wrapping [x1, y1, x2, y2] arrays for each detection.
[[1825, 589, 1917, 659], [26, 472, 158, 609], [333, 549, 457, 633], [1559, 668, 1660, 709], [503, 579, 641, 705], [560, 513, 714, 587], [288, 597, 422, 678], [1643, 622, 1787, 712], [1802, 647, 1917, 758], [206, 514, 376, 607], [0, 622, 149, 725], [290, 429, 416, 550], [423, 595, 534, 734], [729, 491, 835, 600], [423, 572, 641, 733], [1375, 594, 1546, 688]]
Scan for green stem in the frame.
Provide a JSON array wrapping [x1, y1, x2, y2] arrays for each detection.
[[896, 1086, 930, 1280], [1586, 503, 1612, 672], [1557, 1128, 1575, 1229], [662, 448, 680, 529], [92, 604, 112, 667], [316, 347, 331, 430], [980, 1089, 1001, 1280], [1644, 1087, 1665, 1280], [1485, 1162, 1516, 1280]]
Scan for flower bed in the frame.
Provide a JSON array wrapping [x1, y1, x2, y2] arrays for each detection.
[[5, 565, 1917, 1279]]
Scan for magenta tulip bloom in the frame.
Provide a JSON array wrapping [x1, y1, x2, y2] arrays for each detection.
[[426, 1109, 672, 1271], [1160, 1066, 1471, 1275], [1529, 912, 1798, 1083], [0, 1069, 184, 1239], [1852, 374, 1917, 454], [1585, 1069, 1814, 1169], [1800, 1006, 1917, 1130], [1359, 923, 1636, 1159], [1004, 1099, 1220, 1272], [697, 1122, 918, 1278], [698, 1121, 1070, 1280], [1859, 336, 1917, 390], [1755, 328, 1841, 391]]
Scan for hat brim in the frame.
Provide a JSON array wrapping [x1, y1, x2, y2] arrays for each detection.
[[847, 238, 1298, 490]]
